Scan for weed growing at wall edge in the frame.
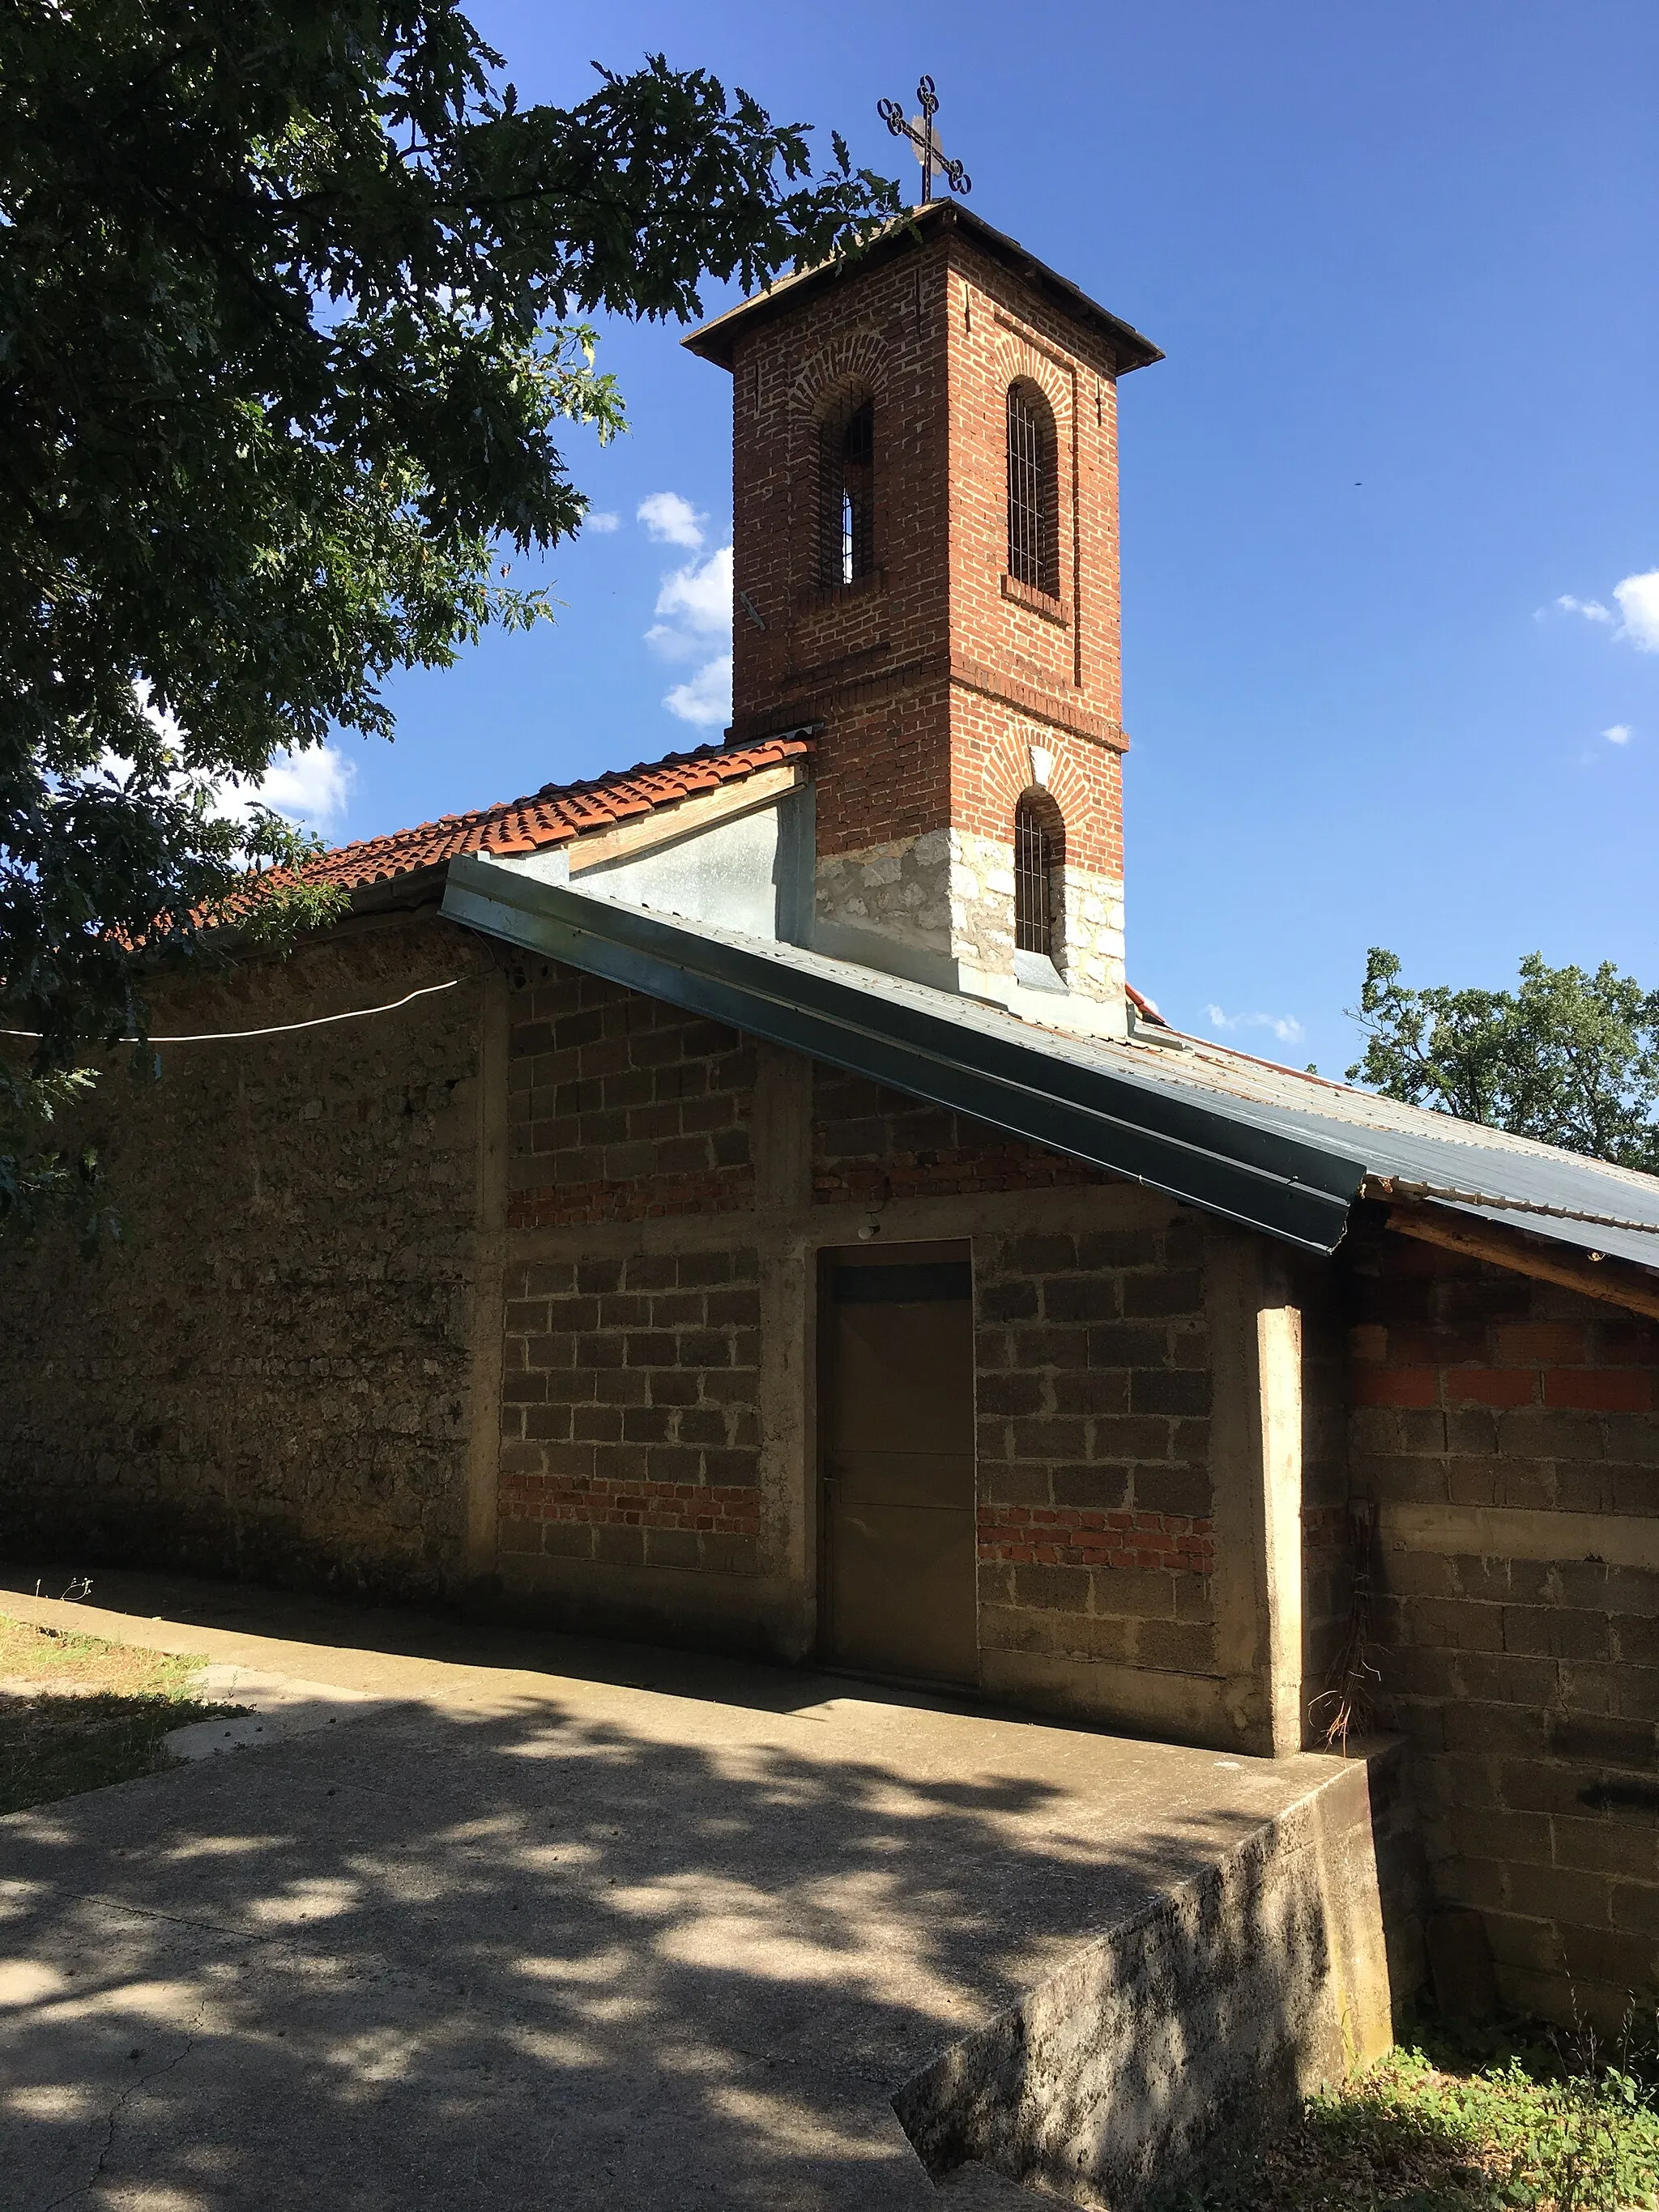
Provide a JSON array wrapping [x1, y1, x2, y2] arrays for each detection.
[[1159, 2005, 1659, 2212]]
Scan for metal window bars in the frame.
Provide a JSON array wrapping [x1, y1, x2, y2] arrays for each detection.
[[821, 399, 874, 587], [1006, 384, 1056, 596], [1014, 799, 1056, 956]]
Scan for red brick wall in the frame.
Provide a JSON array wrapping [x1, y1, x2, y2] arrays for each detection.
[[720, 222, 1127, 880], [811, 1064, 1110, 1205], [499, 1247, 762, 1576], [1346, 1223, 1659, 2022], [507, 964, 755, 1227], [1298, 1253, 1357, 1710]]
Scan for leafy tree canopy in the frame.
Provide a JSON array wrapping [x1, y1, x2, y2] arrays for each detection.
[[1, 1, 898, 1055], [1347, 948, 1659, 1172], [0, 2, 898, 1230]]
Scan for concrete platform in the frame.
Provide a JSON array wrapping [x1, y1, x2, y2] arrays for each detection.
[[0, 1571, 1405, 2210]]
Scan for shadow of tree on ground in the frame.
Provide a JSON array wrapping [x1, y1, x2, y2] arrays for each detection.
[[0, 1651, 1347, 2212], [1, 1613, 242, 1813], [1152, 2035, 1659, 2212]]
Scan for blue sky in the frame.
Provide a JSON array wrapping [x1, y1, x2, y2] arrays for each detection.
[[287, 2, 1659, 1080]]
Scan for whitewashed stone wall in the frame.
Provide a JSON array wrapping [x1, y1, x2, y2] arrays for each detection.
[[815, 830, 1125, 1017], [949, 832, 1124, 1004]]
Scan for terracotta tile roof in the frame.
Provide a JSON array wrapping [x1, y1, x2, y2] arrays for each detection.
[[307, 735, 813, 893]]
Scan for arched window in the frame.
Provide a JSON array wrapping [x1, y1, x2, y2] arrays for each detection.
[[818, 390, 874, 587], [1014, 792, 1064, 959], [1006, 381, 1059, 597]]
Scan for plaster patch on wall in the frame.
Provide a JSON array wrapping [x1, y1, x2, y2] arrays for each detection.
[[814, 830, 954, 957]]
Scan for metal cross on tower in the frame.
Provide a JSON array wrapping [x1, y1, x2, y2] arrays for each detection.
[[876, 76, 971, 205]]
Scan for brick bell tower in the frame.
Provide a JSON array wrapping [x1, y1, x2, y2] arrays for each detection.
[[684, 201, 1161, 1037]]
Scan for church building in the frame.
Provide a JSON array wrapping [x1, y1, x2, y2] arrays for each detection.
[[5, 200, 1659, 2031]]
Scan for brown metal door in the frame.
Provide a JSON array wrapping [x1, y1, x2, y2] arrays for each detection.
[[818, 1242, 977, 1686]]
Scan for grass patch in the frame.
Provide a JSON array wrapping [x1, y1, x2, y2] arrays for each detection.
[[0, 1612, 245, 1813], [1160, 2005, 1659, 2212]]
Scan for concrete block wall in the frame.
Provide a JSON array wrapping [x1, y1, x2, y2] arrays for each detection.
[[972, 1221, 1218, 1724], [1296, 1251, 1357, 1720], [1346, 1221, 1659, 2022], [506, 964, 756, 1227], [0, 915, 490, 1600], [497, 1247, 763, 1581], [811, 1066, 1108, 1206]]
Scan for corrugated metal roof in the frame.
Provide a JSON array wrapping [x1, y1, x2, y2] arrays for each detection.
[[439, 857, 1659, 1271], [1114, 1033, 1659, 1269]]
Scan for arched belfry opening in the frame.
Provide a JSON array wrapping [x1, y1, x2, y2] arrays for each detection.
[[1006, 379, 1060, 599], [685, 197, 1154, 1034], [1014, 789, 1065, 962], [817, 386, 875, 587]]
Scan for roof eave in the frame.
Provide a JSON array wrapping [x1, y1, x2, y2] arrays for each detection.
[[683, 202, 1164, 376], [439, 856, 1358, 1254]]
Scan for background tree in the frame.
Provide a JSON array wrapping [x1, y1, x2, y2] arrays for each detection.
[[0, 1, 900, 1230], [1347, 948, 1659, 1171]]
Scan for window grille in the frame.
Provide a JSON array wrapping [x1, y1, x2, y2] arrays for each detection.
[[1014, 795, 1059, 956], [1006, 383, 1058, 596], [819, 396, 874, 587]]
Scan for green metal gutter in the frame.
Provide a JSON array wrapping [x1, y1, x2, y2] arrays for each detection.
[[441, 855, 1366, 1252]]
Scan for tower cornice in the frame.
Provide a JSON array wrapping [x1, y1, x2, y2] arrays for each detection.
[[683, 202, 1162, 377]]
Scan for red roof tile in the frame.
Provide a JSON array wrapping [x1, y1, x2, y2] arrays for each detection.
[[305, 737, 812, 893]]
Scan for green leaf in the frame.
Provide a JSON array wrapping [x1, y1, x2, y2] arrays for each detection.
[[1346, 946, 1659, 1168]]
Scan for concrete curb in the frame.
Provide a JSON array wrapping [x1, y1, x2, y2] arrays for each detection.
[[165, 1663, 402, 1762]]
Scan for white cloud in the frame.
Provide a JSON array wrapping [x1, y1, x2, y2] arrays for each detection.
[[584, 509, 621, 534], [641, 539, 731, 731], [1554, 593, 1614, 624], [212, 745, 356, 833], [124, 684, 354, 834], [1545, 573, 1659, 652], [1604, 723, 1632, 745], [132, 679, 184, 745], [1204, 1004, 1306, 1046], [646, 546, 733, 661], [1614, 569, 1659, 652], [246, 746, 356, 829], [663, 654, 732, 729], [637, 492, 706, 549]]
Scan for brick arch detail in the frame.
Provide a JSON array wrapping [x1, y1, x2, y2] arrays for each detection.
[[992, 335, 1073, 428], [788, 330, 890, 422], [962, 722, 1120, 883]]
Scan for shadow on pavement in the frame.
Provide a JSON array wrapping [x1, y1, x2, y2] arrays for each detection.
[[2, 1670, 1304, 2212]]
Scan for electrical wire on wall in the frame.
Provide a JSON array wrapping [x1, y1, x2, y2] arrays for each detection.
[[1, 977, 463, 1046]]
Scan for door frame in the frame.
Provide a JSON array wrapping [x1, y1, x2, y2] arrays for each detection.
[[812, 1235, 979, 1686]]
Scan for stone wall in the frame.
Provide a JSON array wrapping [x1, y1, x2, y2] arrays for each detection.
[[811, 824, 1124, 1013], [949, 828, 1124, 1008], [1346, 1221, 1659, 2022], [813, 829, 954, 974], [0, 914, 489, 1600]]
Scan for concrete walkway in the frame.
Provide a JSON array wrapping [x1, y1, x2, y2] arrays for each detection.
[[1, 1571, 1386, 2211]]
